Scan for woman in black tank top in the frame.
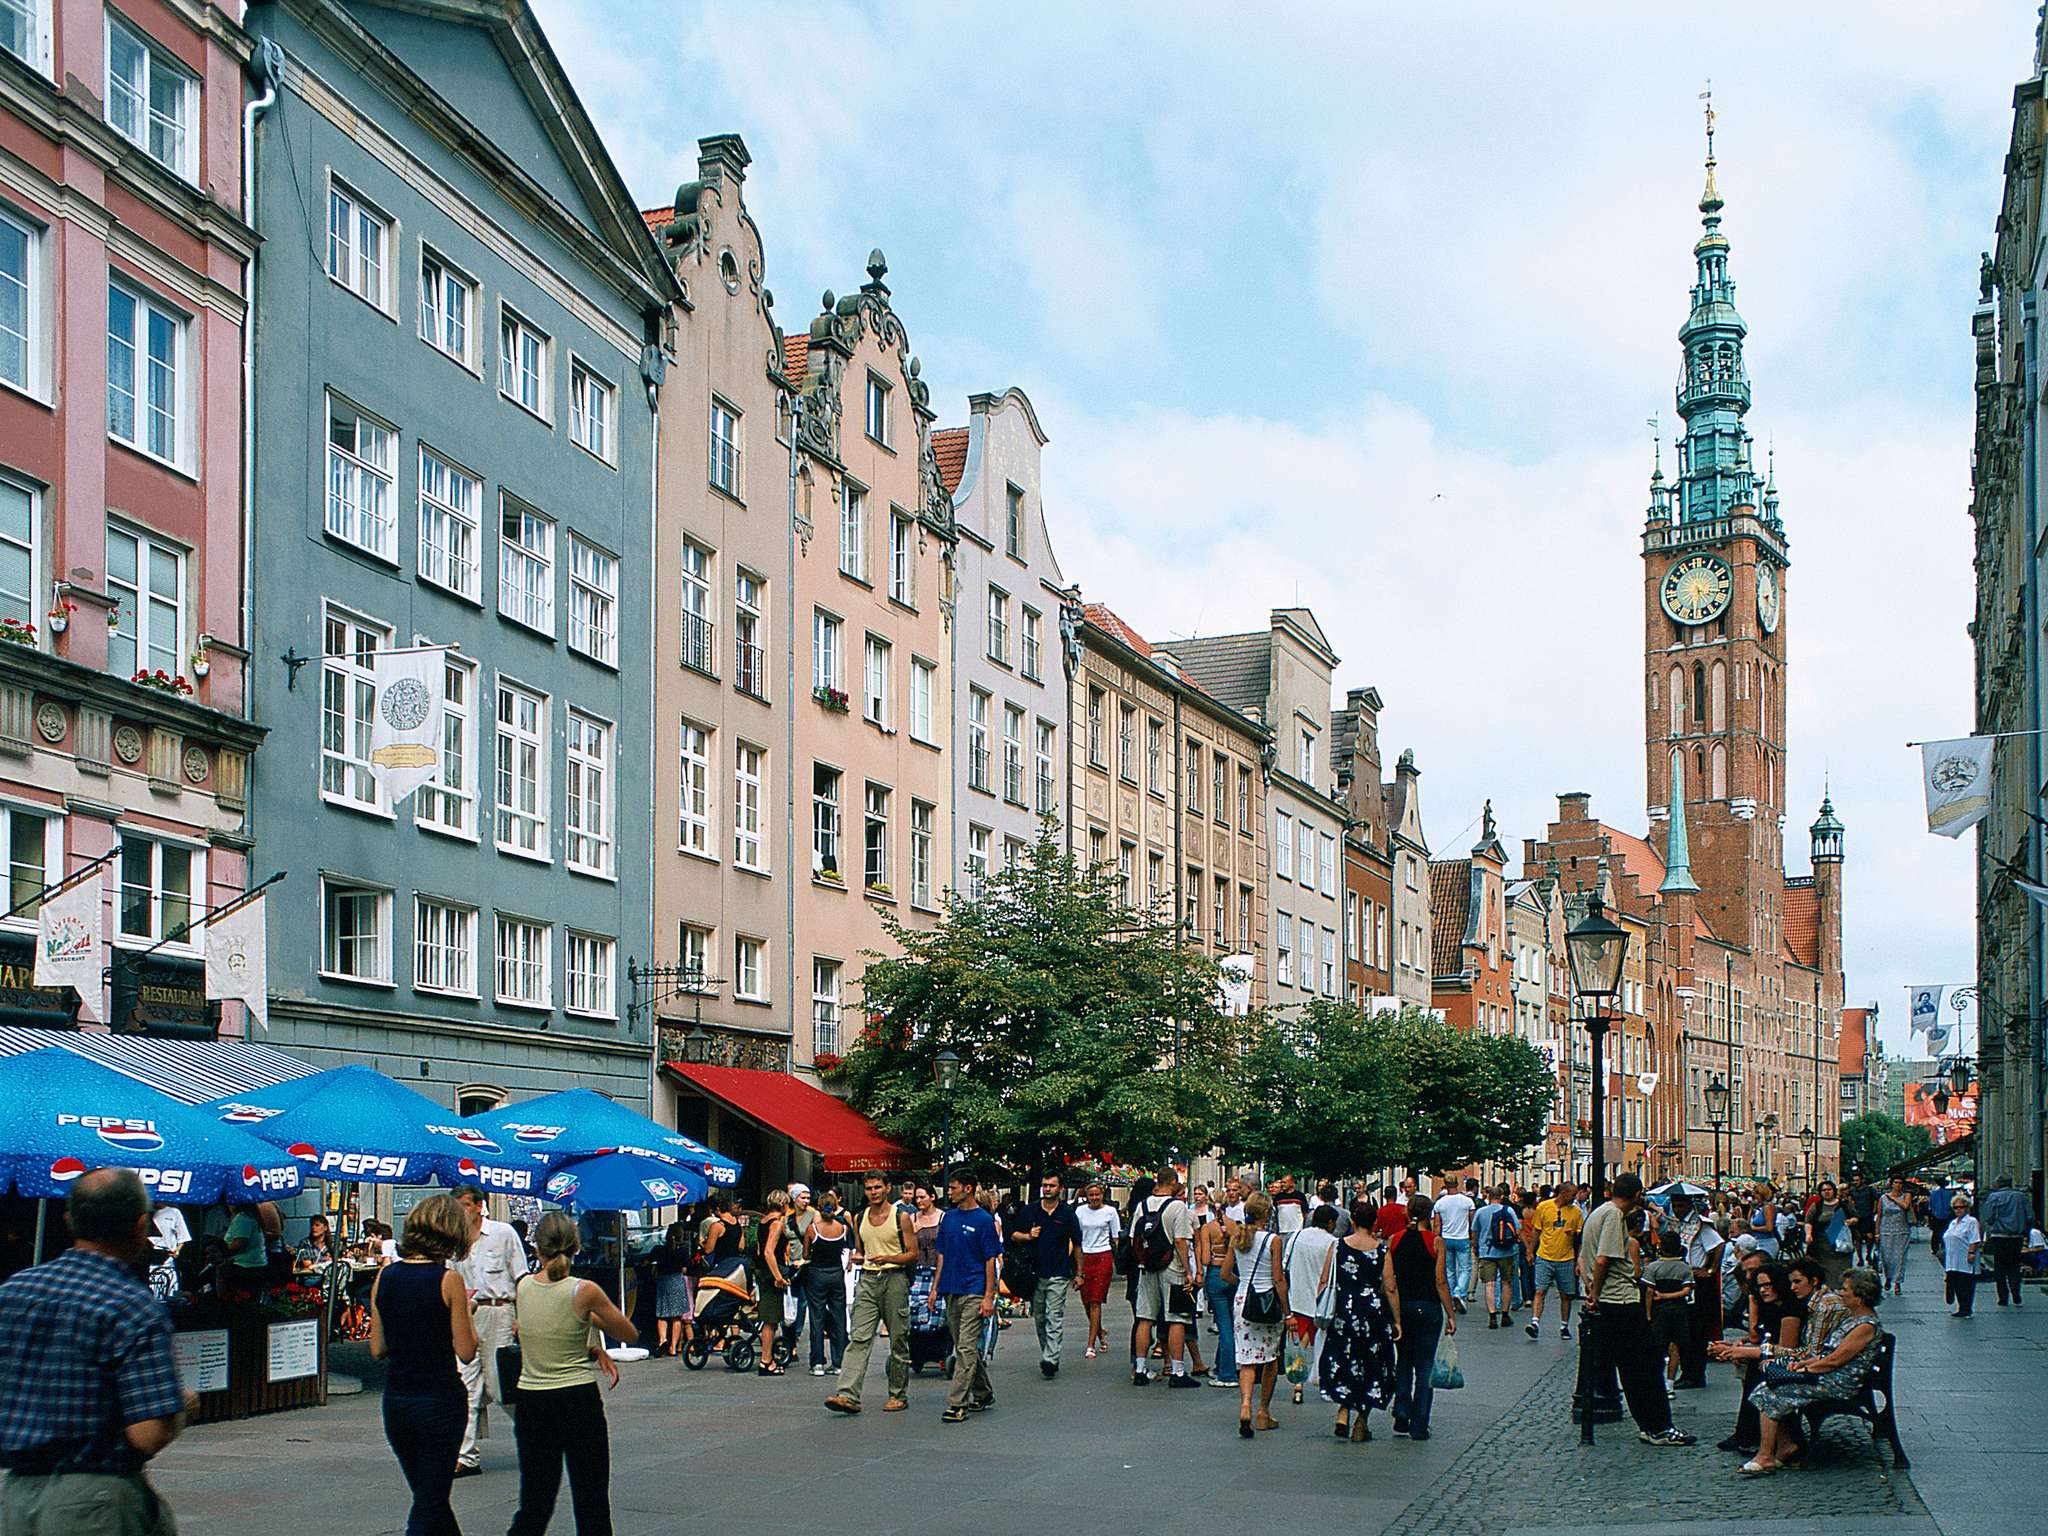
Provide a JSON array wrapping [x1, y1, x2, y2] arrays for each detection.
[[803, 1196, 853, 1374], [370, 1195, 478, 1536]]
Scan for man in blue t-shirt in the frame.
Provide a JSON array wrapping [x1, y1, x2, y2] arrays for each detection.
[[931, 1166, 1002, 1422], [1927, 1176, 1955, 1262], [1475, 1185, 1521, 1329]]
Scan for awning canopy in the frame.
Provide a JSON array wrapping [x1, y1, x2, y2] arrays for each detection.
[[664, 1063, 919, 1174], [1888, 1131, 1975, 1182], [0, 1028, 314, 1104]]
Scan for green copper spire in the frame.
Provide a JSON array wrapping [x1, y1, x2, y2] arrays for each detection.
[[1810, 787, 1844, 864], [1674, 94, 1761, 526], [1660, 752, 1701, 896]]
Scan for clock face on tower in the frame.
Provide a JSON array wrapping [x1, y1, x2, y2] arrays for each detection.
[[1660, 554, 1733, 626], [1756, 565, 1780, 634]]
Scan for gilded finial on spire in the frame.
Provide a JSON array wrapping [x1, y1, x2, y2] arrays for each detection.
[[1648, 413, 1663, 479], [1699, 83, 1722, 214]]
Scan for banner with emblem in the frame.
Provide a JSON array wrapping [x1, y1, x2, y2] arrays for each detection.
[[369, 645, 448, 806], [32, 873, 102, 1023], [1920, 736, 1993, 837], [1907, 985, 1944, 1037], [205, 893, 268, 1031]]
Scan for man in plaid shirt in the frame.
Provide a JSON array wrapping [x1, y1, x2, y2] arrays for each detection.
[[0, 1168, 192, 1534]]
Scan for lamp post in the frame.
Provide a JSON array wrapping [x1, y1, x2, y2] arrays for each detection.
[[1799, 1123, 1816, 1190], [1755, 1112, 1777, 1187], [934, 1049, 962, 1172], [1566, 891, 1629, 1443], [1705, 1075, 1731, 1191]]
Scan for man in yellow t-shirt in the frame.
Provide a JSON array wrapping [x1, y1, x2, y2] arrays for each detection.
[[1526, 1181, 1584, 1340]]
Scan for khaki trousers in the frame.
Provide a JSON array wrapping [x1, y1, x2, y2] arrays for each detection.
[[833, 1265, 911, 1405]]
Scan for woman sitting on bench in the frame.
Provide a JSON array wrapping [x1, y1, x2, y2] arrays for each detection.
[[1738, 1267, 1882, 1477]]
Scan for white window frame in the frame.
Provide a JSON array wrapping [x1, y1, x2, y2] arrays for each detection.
[[733, 935, 767, 1002], [565, 709, 613, 877], [710, 397, 743, 498], [812, 763, 843, 881], [839, 482, 866, 581], [565, 931, 616, 1018], [1002, 704, 1025, 805], [965, 825, 990, 900], [1034, 719, 1057, 816], [678, 924, 710, 982], [1321, 928, 1338, 996], [1274, 812, 1293, 884], [863, 781, 891, 892], [678, 717, 713, 857], [319, 875, 391, 984], [1005, 484, 1025, 559], [498, 305, 550, 420], [494, 914, 552, 1010], [416, 654, 477, 839], [987, 587, 1009, 665], [681, 542, 715, 675], [325, 394, 397, 560], [417, 447, 481, 601], [811, 958, 842, 1057], [864, 372, 890, 445], [1296, 822, 1315, 886], [1319, 832, 1336, 897], [863, 633, 891, 728], [1, 1, 53, 78], [0, 798, 60, 931], [0, 203, 46, 399], [1022, 606, 1042, 680], [910, 658, 936, 745], [909, 799, 934, 909], [733, 742, 767, 871], [417, 246, 474, 367], [115, 837, 202, 951], [319, 603, 389, 813], [568, 534, 618, 666], [1275, 912, 1293, 986], [888, 511, 913, 604], [967, 689, 991, 793], [497, 497, 554, 634], [104, 521, 185, 681], [812, 609, 842, 692], [568, 358, 616, 464], [494, 678, 549, 860], [413, 896, 477, 998], [105, 279, 186, 467], [734, 570, 766, 699], [322, 176, 391, 311], [105, 16, 196, 181]]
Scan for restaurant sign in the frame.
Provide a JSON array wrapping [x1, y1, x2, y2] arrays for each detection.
[[111, 957, 218, 1039], [0, 932, 82, 1028]]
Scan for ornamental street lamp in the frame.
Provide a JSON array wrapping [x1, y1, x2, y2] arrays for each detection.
[[1949, 1057, 1974, 1097], [1756, 1112, 1778, 1185], [1705, 1074, 1731, 1190], [1566, 891, 1629, 1444], [935, 1049, 962, 1171], [1799, 1123, 1817, 1189]]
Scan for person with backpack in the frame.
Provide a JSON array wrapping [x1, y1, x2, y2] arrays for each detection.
[[1129, 1166, 1198, 1388], [1474, 1185, 1521, 1329]]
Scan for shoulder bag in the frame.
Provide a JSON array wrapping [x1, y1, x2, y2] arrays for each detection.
[[1241, 1234, 1283, 1325]]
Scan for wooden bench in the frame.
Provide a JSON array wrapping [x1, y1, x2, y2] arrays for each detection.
[[1797, 1329, 1909, 1469]]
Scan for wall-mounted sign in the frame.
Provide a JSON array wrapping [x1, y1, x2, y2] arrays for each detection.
[[173, 1329, 230, 1393], [111, 957, 218, 1039], [265, 1318, 320, 1384], [0, 933, 82, 1028]]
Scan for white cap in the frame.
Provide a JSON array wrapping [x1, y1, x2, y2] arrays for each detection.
[[788, 1182, 811, 1199]]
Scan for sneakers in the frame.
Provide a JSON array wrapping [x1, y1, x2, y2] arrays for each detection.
[[823, 1394, 860, 1415], [1559, 1324, 1571, 1340], [1132, 1371, 1152, 1387], [1040, 1361, 1058, 1379], [1168, 1374, 1201, 1390], [941, 1407, 970, 1423], [882, 1397, 907, 1412], [1525, 1321, 1539, 1339], [1488, 1315, 1499, 1330], [1639, 1429, 1697, 1447], [1409, 1427, 1431, 1441], [811, 1364, 828, 1377], [1208, 1372, 1239, 1388]]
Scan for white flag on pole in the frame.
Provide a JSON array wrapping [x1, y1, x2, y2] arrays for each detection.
[[1920, 737, 1993, 837], [2012, 875, 2048, 909], [32, 874, 102, 1023], [1907, 985, 1944, 1036], [205, 894, 268, 1031], [1636, 1071, 1661, 1097], [369, 646, 446, 805], [1218, 955, 1256, 1017]]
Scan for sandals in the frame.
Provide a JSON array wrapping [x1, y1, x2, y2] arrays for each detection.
[[1334, 1418, 1350, 1439], [942, 1407, 970, 1424], [1256, 1412, 1280, 1431], [1351, 1417, 1371, 1442], [1737, 1460, 1778, 1477], [1238, 1414, 1254, 1439]]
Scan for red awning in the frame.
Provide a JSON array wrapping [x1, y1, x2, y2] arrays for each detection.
[[664, 1062, 919, 1174]]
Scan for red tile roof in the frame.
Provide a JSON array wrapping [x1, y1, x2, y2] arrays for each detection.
[[781, 334, 809, 386], [1430, 860, 1471, 978], [1083, 603, 1152, 658], [932, 427, 969, 494], [1839, 1007, 1870, 1076], [640, 206, 673, 233], [1602, 826, 1665, 895], [1782, 881, 1819, 967]]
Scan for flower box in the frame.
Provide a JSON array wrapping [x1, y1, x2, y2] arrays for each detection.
[[813, 685, 850, 713], [132, 669, 195, 697], [0, 617, 35, 647]]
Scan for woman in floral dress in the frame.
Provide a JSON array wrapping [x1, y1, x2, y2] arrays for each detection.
[[1319, 1200, 1401, 1441], [1740, 1268, 1882, 1476], [1220, 1192, 1289, 1437]]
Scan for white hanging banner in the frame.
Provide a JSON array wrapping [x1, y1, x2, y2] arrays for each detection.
[[1218, 955, 1256, 1017], [1907, 985, 1944, 1037], [1920, 737, 1992, 837], [369, 646, 447, 805], [1636, 1071, 1661, 1097], [33, 873, 102, 1023], [205, 894, 268, 1032]]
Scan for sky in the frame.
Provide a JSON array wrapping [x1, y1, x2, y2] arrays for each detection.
[[531, 0, 2036, 1058]]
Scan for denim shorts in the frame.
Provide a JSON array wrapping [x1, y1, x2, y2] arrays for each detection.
[[1532, 1257, 1578, 1295]]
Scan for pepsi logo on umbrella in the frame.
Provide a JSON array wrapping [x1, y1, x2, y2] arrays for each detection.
[[545, 1171, 579, 1200], [427, 1124, 501, 1154], [48, 1157, 86, 1183], [507, 1123, 563, 1145], [55, 1114, 165, 1152], [218, 1102, 280, 1125], [287, 1142, 319, 1163]]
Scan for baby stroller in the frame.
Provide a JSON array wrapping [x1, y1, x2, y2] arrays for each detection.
[[907, 1262, 952, 1376], [684, 1256, 798, 1372]]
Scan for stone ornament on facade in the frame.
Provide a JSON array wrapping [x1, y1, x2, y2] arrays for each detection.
[[182, 746, 210, 785], [112, 725, 143, 765], [34, 702, 66, 745]]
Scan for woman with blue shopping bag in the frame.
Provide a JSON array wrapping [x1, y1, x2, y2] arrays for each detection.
[[1387, 1193, 1458, 1440]]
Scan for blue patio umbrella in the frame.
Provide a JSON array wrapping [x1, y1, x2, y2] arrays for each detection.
[[0, 1048, 305, 1202], [466, 1088, 741, 1188], [202, 1064, 542, 1193], [540, 1151, 709, 1212]]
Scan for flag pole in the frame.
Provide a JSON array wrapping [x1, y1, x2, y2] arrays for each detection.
[[1905, 729, 2048, 747], [1, 847, 119, 925], [103, 871, 287, 973]]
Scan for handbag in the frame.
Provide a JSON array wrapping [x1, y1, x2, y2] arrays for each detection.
[[495, 1343, 524, 1405], [1430, 1332, 1464, 1390], [1760, 1359, 1803, 1388], [1241, 1236, 1283, 1325]]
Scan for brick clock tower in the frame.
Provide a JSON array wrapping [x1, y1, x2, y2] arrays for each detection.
[[1642, 107, 1792, 958]]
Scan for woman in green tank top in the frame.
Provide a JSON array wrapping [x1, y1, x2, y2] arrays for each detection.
[[506, 1212, 638, 1536]]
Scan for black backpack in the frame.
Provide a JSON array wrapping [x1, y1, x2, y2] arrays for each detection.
[[1131, 1198, 1180, 1273], [1488, 1206, 1518, 1251]]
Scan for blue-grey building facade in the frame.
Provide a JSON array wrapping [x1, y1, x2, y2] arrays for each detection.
[[245, 0, 674, 1112]]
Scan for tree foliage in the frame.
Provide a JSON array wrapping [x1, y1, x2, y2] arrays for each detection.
[[835, 826, 1240, 1174], [1838, 1111, 1935, 1178], [1384, 1013, 1556, 1174]]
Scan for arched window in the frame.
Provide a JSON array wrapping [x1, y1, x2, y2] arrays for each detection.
[[1757, 665, 1768, 731], [1691, 663, 1706, 725], [1668, 666, 1683, 734], [1710, 661, 1727, 732], [1711, 743, 1727, 799], [457, 1084, 506, 1118], [1694, 747, 1706, 790]]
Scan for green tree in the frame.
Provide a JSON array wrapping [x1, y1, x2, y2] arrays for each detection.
[[1230, 999, 1403, 1177], [1383, 1011, 1555, 1173], [1838, 1111, 1934, 1177], [835, 826, 1240, 1173]]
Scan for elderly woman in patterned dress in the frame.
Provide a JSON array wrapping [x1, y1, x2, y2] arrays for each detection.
[[1739, 1267, 1882, 1476], [1319, 1200, 1401, 1442]]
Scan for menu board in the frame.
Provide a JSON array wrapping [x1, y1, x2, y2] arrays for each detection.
[[266, 1318, 320, 1383], [173, 1330, 230, 1393]]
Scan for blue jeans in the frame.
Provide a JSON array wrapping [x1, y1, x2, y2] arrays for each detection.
[[1203, 1267, 1236, 1377], [383, 1388, 466, 1536], [1443, 1238, 1473, 1300], [1392, 1299, 1443, 1433]]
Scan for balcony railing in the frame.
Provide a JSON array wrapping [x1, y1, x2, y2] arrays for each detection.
[[735, 637, 765, 697], [681, 612, 716, 676]]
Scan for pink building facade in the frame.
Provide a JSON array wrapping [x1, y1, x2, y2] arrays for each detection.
[[0, 1, 260, 1035]]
